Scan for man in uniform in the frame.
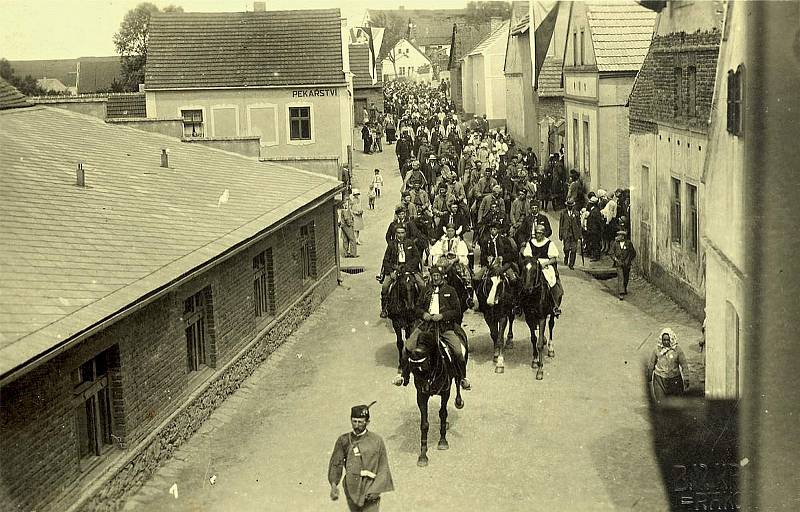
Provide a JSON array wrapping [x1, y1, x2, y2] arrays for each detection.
[[328, 403, 394, 511], [520, 224, 563, 317], [379, 225, 425, 318], [393, 265, 471, 390]]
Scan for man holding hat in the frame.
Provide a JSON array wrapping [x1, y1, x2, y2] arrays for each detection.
[[559, 199, 582, 269], [609, 228, 637, 299], [328, 402, 394, 511]]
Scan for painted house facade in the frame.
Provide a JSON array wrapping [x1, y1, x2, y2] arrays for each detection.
[[448, 22, 494, 112], [700, 0, 747, 399], [380, 38, 432, 83], [0, 94, 341, 511], [563, 1, 656, 191], [144, 9, 353, 168], [628, 0, 724, 319], [461, 20, 511, 123]]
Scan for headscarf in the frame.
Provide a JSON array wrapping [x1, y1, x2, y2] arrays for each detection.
[[657, 327, 678, 356]]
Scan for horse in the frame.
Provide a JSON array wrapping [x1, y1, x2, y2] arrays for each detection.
[[407, 326, 465, 467], [439, 263, 472, 321], [474, 268, 517, 373], [518, 256, 557, 380], [386, 270, 421, 372]]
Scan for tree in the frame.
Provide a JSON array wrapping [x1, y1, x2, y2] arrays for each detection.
[[369, 12, 409, 79], [0, 58, 47, 96], [113, 3, 183, 91], [466, 1, 513, 23]]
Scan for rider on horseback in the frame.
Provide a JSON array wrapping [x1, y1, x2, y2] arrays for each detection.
[[474, 221, 518, 284], [430, 224, 474, 308], [393, 265, 471, 391], [379, 225, 426, 319], [520, 223, 564, 317]]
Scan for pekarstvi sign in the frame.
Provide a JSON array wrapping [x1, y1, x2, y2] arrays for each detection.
[[292, 88, 339, 98]]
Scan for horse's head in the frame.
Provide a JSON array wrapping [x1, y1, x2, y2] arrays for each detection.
[[399, 271, 418, 309], [521, 257, 542, 294]]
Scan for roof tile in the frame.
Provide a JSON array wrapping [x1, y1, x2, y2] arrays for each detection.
[[586, 2, 657, 72]]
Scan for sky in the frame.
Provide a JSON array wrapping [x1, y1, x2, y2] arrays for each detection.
[[0, 0, 473, 61]]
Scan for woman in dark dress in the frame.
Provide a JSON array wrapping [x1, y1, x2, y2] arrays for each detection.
[[361, 123, 373, 154]]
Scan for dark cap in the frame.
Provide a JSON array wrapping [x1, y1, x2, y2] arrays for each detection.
[[395, 205, 406, 213], [351, 401, 377, 419]]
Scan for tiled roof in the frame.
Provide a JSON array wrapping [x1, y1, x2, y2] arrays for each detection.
[[106, 93, 146, 118], [448, 22, 494, 69], [467, 21, 511, 57], [538, 56, 564, 96], [586, 2, 657, 72], [0, 106, 340, 379], [350, 44, 376, 89], [146, 10, 345, 89], [0, 79, 31, 110]]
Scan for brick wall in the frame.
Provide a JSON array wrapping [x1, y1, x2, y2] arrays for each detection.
[[538, 96, 565, 123], [629, 30, 721, 135], [0, 199, 338, 512]]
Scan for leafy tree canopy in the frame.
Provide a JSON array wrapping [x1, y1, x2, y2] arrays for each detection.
[[466, 1, 513, 23], [369, 12, 409, 62], [0, 58, 49, 96], [113, 3, 183, 91]]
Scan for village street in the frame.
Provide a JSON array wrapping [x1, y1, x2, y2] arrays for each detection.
[[124, 137, 704, 512]]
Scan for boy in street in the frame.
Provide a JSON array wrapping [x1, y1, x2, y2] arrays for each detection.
[[610, 229, 636, 299]]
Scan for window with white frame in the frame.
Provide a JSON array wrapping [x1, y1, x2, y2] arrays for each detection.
[[181, 109, 203, 138], [289, 106, 311, 141]]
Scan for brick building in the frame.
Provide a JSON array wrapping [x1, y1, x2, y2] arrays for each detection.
[[628, 1, 725, 320], [0, 88, 341, 511], [563, 1, 656, 192]]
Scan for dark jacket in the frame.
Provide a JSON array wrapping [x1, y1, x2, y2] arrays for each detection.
[[479, 234, 516, 267], [381, 239, 422, 276], [396, 137, 413, 159], [610, 238, 637, 268], [516, 213, 552, 245], [559, 209, 582, 242], [415, 282, 462, 330], [385, 220, 424, 245], [436, 210, 470, 237], [587, 206, 604, 234]]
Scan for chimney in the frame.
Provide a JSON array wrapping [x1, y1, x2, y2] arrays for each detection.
[[253, 1, 266, 11], [490, 17, 503, 32], [161, 149, 169, 168], [138, 83, 145, 93], [76, 162, 85, 187]]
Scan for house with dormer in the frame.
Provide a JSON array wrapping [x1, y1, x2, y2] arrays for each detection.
[[563, 1, 656, 192]]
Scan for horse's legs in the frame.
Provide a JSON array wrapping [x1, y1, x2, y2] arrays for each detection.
[[495, 313, 508, 374], [547, 315, 556, 357], [417, 392, 430, 467], [526, 312, 540, 369], [392, 319, 404, 372], [535, 319, 547, 380], [506, 311, 515, 348], [438, 389, 450, 450]]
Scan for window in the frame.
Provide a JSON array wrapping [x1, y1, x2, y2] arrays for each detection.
[[687, 183, 698, 254], [73, 348, 116, 467], [687, 66, 697, 117], [185, 288, 212, 372], [399, 66, 406, 76], [572, 116, 579, 170], [299, 222, 317, 281], [727, 65, 745, 136], [673, 67, 683, 116], [671, 177, 682, 243], [573, 31, 578, 66], [253, 249, 275, 318], [580, 29, 585, 66], [583, 119, 590, 174], [289, 106, 311, 141], [181, 109, 203, 138]]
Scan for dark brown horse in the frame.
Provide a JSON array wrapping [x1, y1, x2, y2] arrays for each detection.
[[474, 270, 516, 373], [386, 270, 420, 372], [407, 327, 465, 467], [519, 257, 557, 380]]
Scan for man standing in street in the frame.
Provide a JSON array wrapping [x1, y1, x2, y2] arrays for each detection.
[[610, 228, 637, 299], [328, 403, 394, 511], [559, 199, 582, 269]]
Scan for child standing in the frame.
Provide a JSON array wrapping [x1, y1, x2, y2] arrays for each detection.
[[371, 169, 384, 198], [368, 185, 376, 210]]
